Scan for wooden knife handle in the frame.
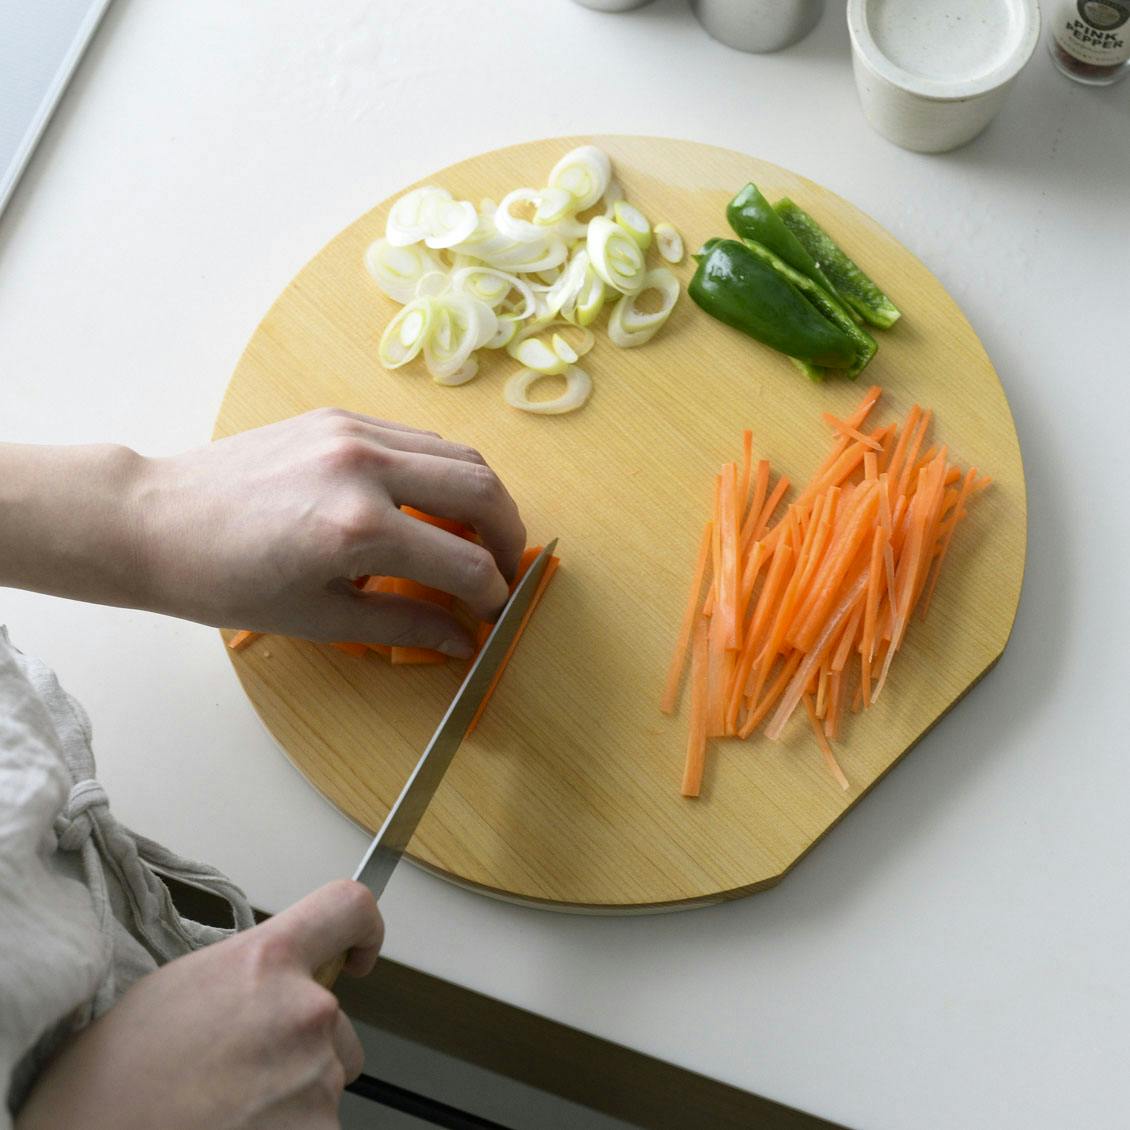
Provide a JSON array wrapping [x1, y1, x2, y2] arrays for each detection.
[[313, 952, 346, 989]]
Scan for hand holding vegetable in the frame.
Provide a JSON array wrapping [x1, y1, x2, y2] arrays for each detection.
[[0, 410, 526, 656], [16, 881, 382, 1130]]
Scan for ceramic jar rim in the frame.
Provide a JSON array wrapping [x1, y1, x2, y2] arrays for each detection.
[[847, 0, 1041, 102]]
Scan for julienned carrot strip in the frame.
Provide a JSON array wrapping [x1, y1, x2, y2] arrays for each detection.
[[803, 693, 850, 790], [738, 430, 753, 521], [740, 460, 771, 550], [228, 629, 261, 651], [789, 484, 879, 652], [920, 468, 977, 618], [465, 554, 559, 737], [832, 598, 865, 673], [824, 413, 882, 451], [766, 567, 869, 741], [720, 462, 740, 650], [862, 525, 884, 663], [738, 652, 801, 738], [681, 616, 710, 797], [885, 405, 921, 503], [661, 521, 713, 715], [735, 540, 793, 701], [825, 670, 844, 740], [896, 410, 933, 501]]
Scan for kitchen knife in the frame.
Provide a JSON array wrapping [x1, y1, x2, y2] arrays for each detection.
[[314, 539, 558, 987]]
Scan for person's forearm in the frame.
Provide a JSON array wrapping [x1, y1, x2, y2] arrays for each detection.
[[0, 443, 152, 610]]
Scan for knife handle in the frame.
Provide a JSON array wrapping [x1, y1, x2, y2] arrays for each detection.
[[314, 952, 346, 989]]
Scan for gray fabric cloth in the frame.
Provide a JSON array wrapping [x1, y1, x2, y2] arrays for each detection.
[[0, 626, 255, 1125]]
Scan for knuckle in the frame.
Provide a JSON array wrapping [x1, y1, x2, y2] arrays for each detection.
[[244, 928, 296, 975], [460, 546, 499, 592], [318, 436, 371, 476], [457, 444, 486, 465], [465, 462, 503, 504], [331, 497, 384, 547], [298, 985, 341, 1034]]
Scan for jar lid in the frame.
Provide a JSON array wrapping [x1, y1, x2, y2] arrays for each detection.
[[848, 0, 1041, 100]]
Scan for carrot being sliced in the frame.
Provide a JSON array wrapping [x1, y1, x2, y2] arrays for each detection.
[[660, 521, 713, 715], [465, 553, 560, 736]]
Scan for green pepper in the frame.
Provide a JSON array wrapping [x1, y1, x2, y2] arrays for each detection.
[[726, 183, 837, 298], [737, 238, 876, 378], [689, 239, 861, 372], [773, 198, 901, 329]]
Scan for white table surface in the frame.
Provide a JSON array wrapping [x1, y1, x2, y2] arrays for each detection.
[[1, 2, 1127, 1127]]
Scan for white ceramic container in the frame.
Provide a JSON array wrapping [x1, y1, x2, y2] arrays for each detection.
[[847, 0, 1042, 153]]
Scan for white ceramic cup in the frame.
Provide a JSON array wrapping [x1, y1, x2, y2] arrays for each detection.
[[847, 0, 1041, 153]]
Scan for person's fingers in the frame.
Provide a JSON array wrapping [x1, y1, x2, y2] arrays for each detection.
[[303, 588, 475, 657], [378, 452, 526, 581], [332, 1010, 365, 1083], [363, 426, 488, 467], [360, 515, 510, 620], [307, 408, 441, 438], [266, 880, 384, 975]]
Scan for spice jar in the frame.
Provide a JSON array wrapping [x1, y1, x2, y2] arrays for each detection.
[[1048, 0, 1130, 84]]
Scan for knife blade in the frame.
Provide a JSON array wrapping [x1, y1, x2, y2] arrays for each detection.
[[314, 539, 557, 986]]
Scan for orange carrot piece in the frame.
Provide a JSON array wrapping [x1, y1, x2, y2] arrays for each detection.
[[465, 555, 560, 736], [661, 521, 713, 715], [804, 694, 850, 790], [920, 468, 978, 618], [400, 506, 476, 540], [790, 483, 879, 652], [227, 629, 261, 652], [896, 410, 933, 501], [737, 651, 802, 738], [738, 431, 753, 520], [720, 462, 741, 650], [832, 598, 865, 672], [862, 524, 885, 663], [766, 567, 869, 741], [824, 670, 844, 741], [681, 616, 710, 797], [885, 404, 921, 502], [331, 642, 369, 658], [823, 412, 882, 451]]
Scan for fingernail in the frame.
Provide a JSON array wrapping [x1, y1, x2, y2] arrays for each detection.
[[439, 639, 474, 659]]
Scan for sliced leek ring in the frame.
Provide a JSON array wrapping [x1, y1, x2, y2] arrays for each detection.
[[654, 222, 685, 264], [504, 365, 593, 415], [607, 267, 679, 348], [613, 202, 652, 251], [587, 216, 645, 295], [364, 239, 444, 304], [548, 146, 611, 212]]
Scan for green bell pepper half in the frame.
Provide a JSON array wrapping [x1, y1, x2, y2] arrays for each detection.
[[737, 238, 876, 378], [689, 239, 862, 372], [773, 197, 901, 329]]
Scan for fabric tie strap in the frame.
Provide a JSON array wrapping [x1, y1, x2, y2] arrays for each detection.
[[55, 777, 110, 853]]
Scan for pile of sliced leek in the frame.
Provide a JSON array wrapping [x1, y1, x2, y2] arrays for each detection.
[[365, 146, 683, 416]]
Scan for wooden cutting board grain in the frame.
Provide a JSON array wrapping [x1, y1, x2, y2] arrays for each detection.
[[215, 136, 1026, 912]]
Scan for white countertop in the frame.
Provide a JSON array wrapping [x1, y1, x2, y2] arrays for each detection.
[[2, 2, 1128, 1127]]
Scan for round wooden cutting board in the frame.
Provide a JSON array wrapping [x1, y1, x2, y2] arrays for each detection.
[[216, 136, 1025, 912]]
